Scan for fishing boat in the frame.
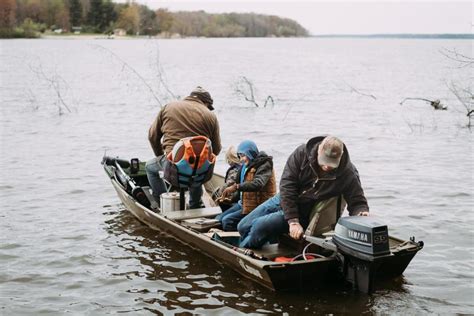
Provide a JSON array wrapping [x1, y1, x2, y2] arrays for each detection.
[[102, 156, 423, 293]]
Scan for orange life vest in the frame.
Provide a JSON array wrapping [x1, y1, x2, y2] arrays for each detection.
[[164, 136, 216, 188]]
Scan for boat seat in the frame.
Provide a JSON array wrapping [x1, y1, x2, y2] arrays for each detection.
[[181, 217, 221, 232], [164, 206, 222, 220], [203, 231, 239, 238]]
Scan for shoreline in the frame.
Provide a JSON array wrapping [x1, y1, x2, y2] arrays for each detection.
[[2, 33, 472, 40]]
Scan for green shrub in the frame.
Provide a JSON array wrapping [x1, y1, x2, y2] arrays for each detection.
[[20, 19, 43, 38], [0, 19, 44, 38], [81, 25, 100, 33], [0, 28, 14, 38]]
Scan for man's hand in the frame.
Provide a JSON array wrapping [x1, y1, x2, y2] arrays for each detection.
[[289, 222, 304, 240], [222, 184, 238, 198], [216, 196, 232, 203], [358, 211, 369, 216]]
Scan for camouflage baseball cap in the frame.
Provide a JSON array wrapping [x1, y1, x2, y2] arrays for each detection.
[[317, 136, 344, 168]]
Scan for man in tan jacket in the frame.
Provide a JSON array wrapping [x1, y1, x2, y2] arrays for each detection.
[[146, 86, 222, 208]]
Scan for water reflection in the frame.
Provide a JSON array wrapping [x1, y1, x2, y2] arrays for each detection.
[[3, 38, 470, 314], [102, 205, 416, 314], [103, 207, 264, 314]]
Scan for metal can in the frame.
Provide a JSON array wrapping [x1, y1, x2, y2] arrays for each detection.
[[160, 192, 181, 213]]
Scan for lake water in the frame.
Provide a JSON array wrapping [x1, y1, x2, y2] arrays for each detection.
[[0, 37, 472, 314]]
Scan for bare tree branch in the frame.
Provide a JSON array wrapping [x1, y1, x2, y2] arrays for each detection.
[[400, 97, 432, 104], [448, 81, 473, 128], [402, 115, 425, 134], [234, 76, 274, 108], [402, 115, 415, 133], [438, 47, 473, 128], [235, 76, 259, 107], [151, 41, 177, 100], [343, 81, 377, 100], [263, 95, 274, 107], [92, 44, 163, 107], [400, 97, 447, 110], [440, 47, 474, 68], [26, 88, 39, 110], [28, 62, 72, 115]]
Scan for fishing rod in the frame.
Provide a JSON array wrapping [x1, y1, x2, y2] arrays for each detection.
[[103, 156, 151, 208], [210, 232, 268, 261]]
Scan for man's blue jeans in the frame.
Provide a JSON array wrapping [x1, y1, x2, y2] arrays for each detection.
[[145, 156, 203, 209], [215, 202, 245, 231], [237, 194, 289, 249]]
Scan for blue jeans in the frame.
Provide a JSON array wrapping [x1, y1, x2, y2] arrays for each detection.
[[145, 156, 203, 209], [237, 194, 289, 249], [216, 202, 245, 231]]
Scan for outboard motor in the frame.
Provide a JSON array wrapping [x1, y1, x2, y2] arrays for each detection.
[[333, 216, 391, 293]]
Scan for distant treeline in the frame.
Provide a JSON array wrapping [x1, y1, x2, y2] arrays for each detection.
[[313, 34, 474, 39], [0, 0, 309, 38]]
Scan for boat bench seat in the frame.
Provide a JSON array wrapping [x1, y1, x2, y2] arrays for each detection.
[[164, 206, 222, 221]]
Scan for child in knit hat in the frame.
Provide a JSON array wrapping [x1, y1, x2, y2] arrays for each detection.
[[216, 140, 276, 231]]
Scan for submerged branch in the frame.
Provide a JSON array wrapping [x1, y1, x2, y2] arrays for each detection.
[[344, 82, 377, 100], [92, 44, 163, 107], [152, 41, 177, 100], [26, 88, 39, 110], [28, 62, 72, 115], [400, 97, 447, 110], [448, 82, 473, 128], [234, 76, 274, 107], [235, 76, 258, 107], [263, 95, 274, 107], [440, 48, 474, 68]]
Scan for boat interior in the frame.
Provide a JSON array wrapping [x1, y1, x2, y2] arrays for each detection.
[[115, 160, 418, 263]]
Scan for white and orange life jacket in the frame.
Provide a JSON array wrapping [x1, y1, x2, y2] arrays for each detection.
[[164, 136, 216, 188]]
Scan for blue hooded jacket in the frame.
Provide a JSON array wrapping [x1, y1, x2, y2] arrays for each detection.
[[237, 140, 259, 161], [233, 140, 275, 209], [236, 140, 259, 203]]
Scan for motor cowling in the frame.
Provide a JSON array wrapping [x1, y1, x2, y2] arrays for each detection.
[[332, 216, 391, 294], [333, 216, 390, 261]]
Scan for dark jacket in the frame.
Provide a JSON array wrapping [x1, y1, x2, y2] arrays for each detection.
[[280, 136, 369, 222], [148, 96, 222, 156], [224, 163, 240, 188], [218, 163, 241, 203], [236, 152, 277, 214]]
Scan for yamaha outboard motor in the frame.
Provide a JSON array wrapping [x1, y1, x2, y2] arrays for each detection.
[[305, 216, 423, 293], [333, 216, 391, 293]]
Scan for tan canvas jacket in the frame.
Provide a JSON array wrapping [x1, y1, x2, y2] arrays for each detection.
[[148, 97, 222, 156]]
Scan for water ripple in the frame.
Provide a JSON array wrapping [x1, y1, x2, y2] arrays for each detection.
[[1, 38, 472, 315]]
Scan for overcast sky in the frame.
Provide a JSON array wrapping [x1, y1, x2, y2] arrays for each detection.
[[133, 1, 472, 35]]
